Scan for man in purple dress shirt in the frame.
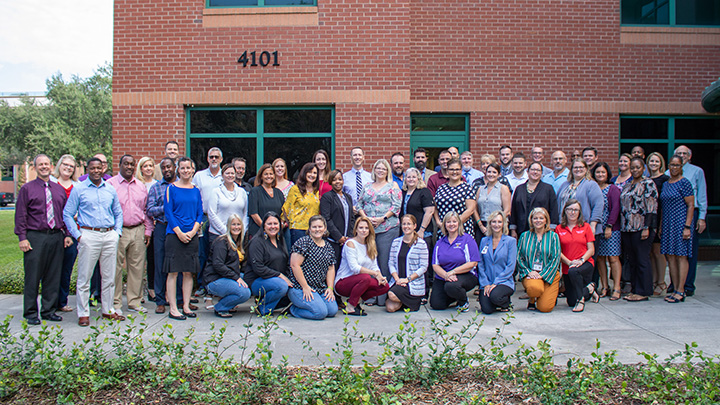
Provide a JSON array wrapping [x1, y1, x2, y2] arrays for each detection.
[[14, 154, 73, 325]]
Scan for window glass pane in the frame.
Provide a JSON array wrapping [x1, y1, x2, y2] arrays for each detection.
[[411, 116, 466, 132], [264, 137, 331, 182], [190, 110, 256, 134], [264, 110, 332, 133], [264, 0, 315, 5], [208, 0, 258, 6], [619, 143, 667, 161], [675, 119, 720, 140], [189, 137, 257, 180], [621, 0, 670, 24], [620, 118, 668, 139], [677, 0, 720, 26]]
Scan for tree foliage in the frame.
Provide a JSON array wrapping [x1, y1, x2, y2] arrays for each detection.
[[0, 64, 112, 167]]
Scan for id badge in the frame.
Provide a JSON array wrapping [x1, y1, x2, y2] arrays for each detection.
[[481, 246, 489, 254], [532, 261, 543, 272]]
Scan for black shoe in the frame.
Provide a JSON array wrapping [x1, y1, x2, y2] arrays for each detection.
[[345, 305, 367, 316], [42, 314, 63, 322], [183, 311, 197, 318], [25, 317, 41, 325], [190, 298, 199, 304], [685, 290, 695, 297], [527, 302, 537, 311], [168, 312, 187, 320], [214, 310, 232, 318]]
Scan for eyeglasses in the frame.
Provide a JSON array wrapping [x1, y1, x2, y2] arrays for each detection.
[[528, 168, 542, 173], [209, 155, 221, 160], [61, 163, 76, 169], [447, 168, 461, 172], [565, 208, 580, 212], [669, 163, 682, 168]]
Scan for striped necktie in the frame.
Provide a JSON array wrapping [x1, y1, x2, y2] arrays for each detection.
[[45, 183, 56, 228], [355, 171, 362, 200]]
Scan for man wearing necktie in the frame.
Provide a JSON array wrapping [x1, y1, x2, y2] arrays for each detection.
[[15, 154, 73, 325], [342, 147, 372, 209]]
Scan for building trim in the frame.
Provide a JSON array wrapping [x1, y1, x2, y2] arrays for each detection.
[[202, 6, 318, 27], [620, 26, 720, 45], [411, 100, 715, 115], [112, 90, 410, 106]]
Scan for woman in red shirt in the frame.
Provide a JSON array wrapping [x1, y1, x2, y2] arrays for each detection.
[[555, 199, 599, 312]]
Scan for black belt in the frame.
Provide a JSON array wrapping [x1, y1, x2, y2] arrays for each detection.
[[124, 223, 143, 229], [29, 229, 62, 234], [80, 226, 113, 232]]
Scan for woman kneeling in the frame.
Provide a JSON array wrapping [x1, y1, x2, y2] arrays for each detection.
[[517, 207, 561, 313], [477, 211, 516, 314], [387, 215, 429, 313]]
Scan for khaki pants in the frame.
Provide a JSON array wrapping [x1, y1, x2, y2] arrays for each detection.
[[114, 225, 146, 310], [76, 229, 119, 317], [522, 270, 560, 313]]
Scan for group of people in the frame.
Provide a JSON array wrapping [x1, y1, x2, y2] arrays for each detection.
[[15, 140, 707, 325]]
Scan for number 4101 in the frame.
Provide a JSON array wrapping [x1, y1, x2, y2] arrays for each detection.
[[238, 51, 280, 67]]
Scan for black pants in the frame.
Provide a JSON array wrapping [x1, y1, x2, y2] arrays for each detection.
[[430, 273, 478, 310], [622, 230, 655, 297], [478, 284, 514, 314], [23, 230, 64, 319], [563, 261, 594, 307]]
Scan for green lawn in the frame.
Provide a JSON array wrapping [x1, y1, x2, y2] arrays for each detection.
[[0, 210, 22, 268]]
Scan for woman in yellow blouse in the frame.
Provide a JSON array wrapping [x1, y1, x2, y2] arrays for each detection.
[[283, 162, 320, 247]]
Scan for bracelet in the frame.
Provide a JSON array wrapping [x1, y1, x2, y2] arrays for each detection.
[[684, 225, 692, 229]]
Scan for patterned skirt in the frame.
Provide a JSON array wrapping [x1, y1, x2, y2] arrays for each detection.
[[596, 230, 621, 256]]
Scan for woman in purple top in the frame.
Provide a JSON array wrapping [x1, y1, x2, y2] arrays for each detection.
[[592, 162, 622, 300], [430, 211, 480, 312]]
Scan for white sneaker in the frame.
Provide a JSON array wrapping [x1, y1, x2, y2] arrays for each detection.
[[114, 308, 124, 316]]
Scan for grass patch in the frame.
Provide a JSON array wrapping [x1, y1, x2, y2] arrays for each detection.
[[0, 210, 22, 269]]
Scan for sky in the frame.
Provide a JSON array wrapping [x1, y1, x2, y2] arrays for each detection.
[[0, 1, 113, 94]]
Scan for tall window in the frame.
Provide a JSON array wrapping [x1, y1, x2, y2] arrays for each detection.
[[622, 0, 720, 26], [410, 114, 469, 169], [187, 107, 333, 182], [620, 116, 720, 211]]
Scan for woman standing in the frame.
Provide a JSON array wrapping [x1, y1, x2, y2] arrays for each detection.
[[164, 157, 204, 320], [387, 215, 428, 313], [591, 162, 622, 300], [136, 156, 158, 303], [660, 155, 695, 304], [208, 164, 248, 244], [204, 214, 252, 318], [557, 159, 603, 237], [430, 211, 480, 312], [288, 215, 338, 320], [283, 162, 320, 246], [248, 164, 285, 237], [52, 154, 78, 313], [244, 212, 292, 316], [473, 163, 511, 237], [335, 217, 390, 315], [434, 159, 476, 236], [357, 159, 401, 305], [647, 152, 669, 296], [273, 158, 294, 198], [477, 211, 516, 314], [517, 208, 561, 313], [320, 170, 355, 266], [619, 157, 659, 302], [556, 199, 598, 312], [611, 153, 633, 188], [509, 162, 558, 238], [312, 149, 333, 197]]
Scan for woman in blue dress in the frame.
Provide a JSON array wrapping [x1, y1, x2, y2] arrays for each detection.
[[591, 162, 622, 300], [660, 155, 695, 303]]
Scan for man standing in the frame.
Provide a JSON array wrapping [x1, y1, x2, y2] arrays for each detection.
[[507, 152, 529, 192], [413, 147, 435, 182], [107, 155, 153, 315], [342, 147, 372, 207], [460, 151, 483, 184], [669, 145, 707, 296], [63, 157, 124, 326], [631, 145, 650, 176], [427, 149, 452, 196], [233, 157, 253, 193], [192, 147, 224, 296], [582, 147, 598, 168], [531, 146, 552, 176], [15, 154, 73, 325], [542, 151, 569, 194], [390, 152, 405, 189], [154, 140, 179, 179], [434, 146, 459, 171], [499, 145, 513, 176]]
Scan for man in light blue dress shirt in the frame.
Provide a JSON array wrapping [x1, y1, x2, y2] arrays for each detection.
[[343, 147, 372, 208], [542, 150, 569, 194], [63, 157, 124, 326], [460, 151, 483, 184]]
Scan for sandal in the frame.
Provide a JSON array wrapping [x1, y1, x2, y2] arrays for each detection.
[[609, 290, 622, 301], [625, 294, 649, 302], [572, 299, 585, 312], [586, 283, 600, 303], [527, 302, 537, 311], [599, 287, 608, 298], [665, 291, 686, 303], [653, 282, 667, 297], [345, 305, 368, 316]]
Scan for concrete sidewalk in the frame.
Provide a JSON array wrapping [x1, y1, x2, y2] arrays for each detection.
[[3, 262, 720, 365]]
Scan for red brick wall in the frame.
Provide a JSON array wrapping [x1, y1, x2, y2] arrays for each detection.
[[112, 105, 185, 166]]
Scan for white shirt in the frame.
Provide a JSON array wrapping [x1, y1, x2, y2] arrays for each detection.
[[207, 184, 249, 236], [507, 170, 528, 192], [192, 168, 223, 213], [342, 167, 372, 207]]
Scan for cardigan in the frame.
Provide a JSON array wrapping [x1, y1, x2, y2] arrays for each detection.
[[509, 181, 559, 234], [203, 237, 244, 285], [388, 237, 429, 296], [556, 179, 604, 234], [477, 235, 516, 290]]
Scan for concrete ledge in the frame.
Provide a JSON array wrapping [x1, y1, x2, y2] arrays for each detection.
[[203, 6, 318, 28], [621, 26, 720, 46]]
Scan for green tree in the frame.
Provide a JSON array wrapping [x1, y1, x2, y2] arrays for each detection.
[[0, 63, 112, 168]]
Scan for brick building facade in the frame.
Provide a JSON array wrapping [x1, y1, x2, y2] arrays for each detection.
[[113, 0, 720, 207]]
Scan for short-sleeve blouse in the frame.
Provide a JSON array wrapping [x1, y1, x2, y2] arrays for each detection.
[[357, 182, 401, 234], [435, 182, 475, 236], [290, 236, 336, 294]]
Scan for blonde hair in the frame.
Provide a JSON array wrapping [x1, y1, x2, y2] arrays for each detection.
[[480, 154, 496, 164], [224, 214, 245, 255], [135, 157, 156, 183], [371, 159, 391, 183], [487, 210, 509, 236], [441, 211, 465, 236], [646, 152, 666, 175], [52, 154, 77, 181], [272, 158, 288, 180], [568, 158, 591, 183], [402, 167, 427, 191], [353, 217, 378, 260], [528, 207, 551, 234]]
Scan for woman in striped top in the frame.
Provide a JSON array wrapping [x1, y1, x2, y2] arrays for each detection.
[[517, 207, 561, 313]]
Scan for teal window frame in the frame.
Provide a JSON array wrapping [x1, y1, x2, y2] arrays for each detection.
[[410, 114, 470, 157], [620, 115, 720, 212], [620, 0, 720, 27], [206, 0, 316, 8], [186, 106, 335, 173]]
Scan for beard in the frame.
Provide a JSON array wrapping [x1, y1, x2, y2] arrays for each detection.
[[414, 161, 426, 171]]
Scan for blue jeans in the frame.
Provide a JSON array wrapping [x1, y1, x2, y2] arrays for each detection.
[[251, 277, 289, 315], [197, 217, 210, 288], [207, 278, 251, 312], [283, 227, 292, 253], [288, 288, 338, 320], [57, 237, 78, 308], [290, 229, 306, 247]]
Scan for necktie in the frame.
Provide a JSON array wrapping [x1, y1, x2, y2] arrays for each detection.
[[463, 170, 470, 181], [355, 171, 362, 200], [45, 183, 56, 229]]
